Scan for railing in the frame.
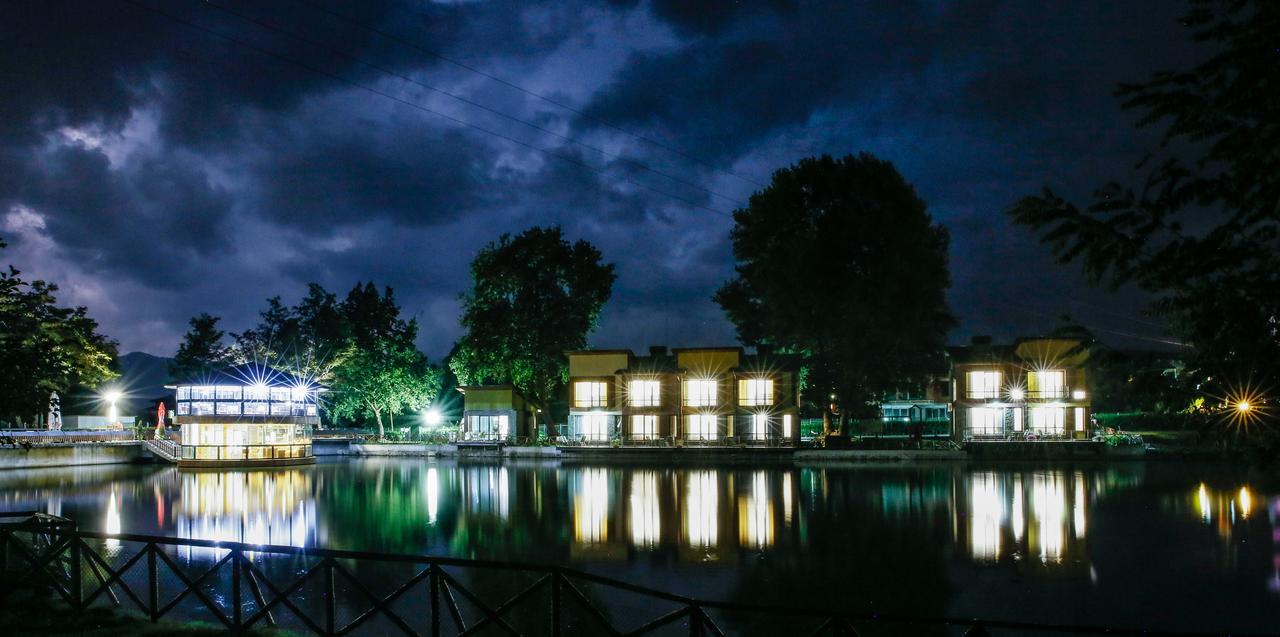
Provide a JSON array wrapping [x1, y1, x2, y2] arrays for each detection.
[[179, 444, 312, 461], [0, 512, 1273, 637], [142, 439, 181, 462]]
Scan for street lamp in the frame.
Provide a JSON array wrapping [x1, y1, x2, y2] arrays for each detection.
[[423, 408, 443, 427], [102, 389, 122, 427], [1236, 400, 1251, 414]]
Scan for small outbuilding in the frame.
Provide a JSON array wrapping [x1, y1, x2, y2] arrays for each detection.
[[457, 385, 538, 442]]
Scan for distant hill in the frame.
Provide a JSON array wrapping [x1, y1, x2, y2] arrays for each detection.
[[117, 351, 175, 402]]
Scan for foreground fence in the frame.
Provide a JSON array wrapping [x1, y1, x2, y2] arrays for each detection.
[[0, 511, 1270, 637]]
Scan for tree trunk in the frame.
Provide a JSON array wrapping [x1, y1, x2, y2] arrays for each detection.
[[374, 408, 384, 439]]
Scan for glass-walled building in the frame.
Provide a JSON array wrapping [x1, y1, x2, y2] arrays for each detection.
[[168, 364, 322, 467]]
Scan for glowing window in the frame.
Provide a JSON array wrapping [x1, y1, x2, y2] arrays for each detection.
[[1028, 370, 1065, 398], [176, 387, 190, 400], [244, 385, 269, 401], [739, 379, 774, 406], [968, 408, 1002, 436], [630, 415, 658, 440], [177, 402, 191, 415], [1030, 407, 1065, 435], [215, 385, 241, 400], [629, 380, 661, 407], [579, 413, 609, 441], [684, 380, 717, 407], [782, 415, 793, 438], [270, 387, 291, 403], [686, 414, 717, 440], [573, 381, 607, 408], [189, 401, 215, 416], [750, 414, 769, 440], [215, 401, 241, 416], [966, 371, 1001, 399], [243, 402, 268, 416], [190, 386, 216, 401]]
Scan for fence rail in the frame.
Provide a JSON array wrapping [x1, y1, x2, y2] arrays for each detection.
[[0, 511, 1271, 637]]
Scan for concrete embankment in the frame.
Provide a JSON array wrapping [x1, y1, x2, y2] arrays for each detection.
[[0, 442, 145, 469], [342, 441, 561, 459]]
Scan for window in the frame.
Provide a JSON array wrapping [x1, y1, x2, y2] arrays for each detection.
[[243, 402, 269, 416], [686, 414, 717, 440], [216, 385, 241, 400], [191, 386, 216, 401], [190, 401, 215, 416], [270, 387, 291, 403], [1029, 370, 1065, 398], [629, 380, 661, 407], [270, 402, 293, 416], [966, 371, 1001, 399], [573, 381, 607, 408], [579, 413, 610, 441], [470, 414, 510, 439], [176, 387, 190, 400], [215, 401, 241, 416], [630, 415, 657, 440], [1030, 407, 1065, 435], [1074, 407, 1085, 433], [684, 380, 717, 407], [750, 414, 769, 440], [782, 415, 793, 439], [739, 378, 774, 406], [244, 385, 269, 401], [968, 408, 1002, 437], [177, 402, 191, 415]]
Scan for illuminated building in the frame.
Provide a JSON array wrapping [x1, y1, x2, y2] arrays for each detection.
[[168, 364, 320, 467], [949, 337, 1092, 441], [456, 385, 538, 441], [565, 346, 800, 444]]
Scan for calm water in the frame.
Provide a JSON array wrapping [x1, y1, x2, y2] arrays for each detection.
[[0, 458, 1277, 633]]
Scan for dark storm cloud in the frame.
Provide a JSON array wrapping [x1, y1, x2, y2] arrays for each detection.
[[0, 0, 1202, 356]]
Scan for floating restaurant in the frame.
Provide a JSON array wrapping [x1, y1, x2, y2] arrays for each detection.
[[166, 364, 322, 467]]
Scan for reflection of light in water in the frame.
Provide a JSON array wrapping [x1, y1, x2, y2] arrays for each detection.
[[1011, 474, 1024, 543], [738, 471, 774, 549], [970, 472, 1002, 560], [1074, 471, 1087, 539], [1238, 487, 1252, 520], [464, 466, 510, 521], [782, 472, 793, 526], [175, 471, 314, 549], [1197, 483, 1212, 524], [426, 467, 439, 525], [1270, 497, 1280, 594], [574, 468, 609, 544], [629, 471, 660, 548], [1033, 472, 1066, 563], [685, 471, 718, 549], [104, 489, 121, 548]]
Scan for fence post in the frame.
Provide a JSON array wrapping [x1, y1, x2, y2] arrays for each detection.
[[429, 563, 440, 637], [147, 543, 159, 620], [325, 558, 336, 636], [689, 605, 703, 637], [231, 548, 242, 632], [70, 536, 82, 610]]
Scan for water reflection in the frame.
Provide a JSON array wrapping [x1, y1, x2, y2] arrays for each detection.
[[959, 470, 1088, 564], [173, 470, 315, 547], [628, 471, 660, 548]]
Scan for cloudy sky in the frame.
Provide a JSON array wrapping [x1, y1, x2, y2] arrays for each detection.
[[2, 0, 1201, 359]]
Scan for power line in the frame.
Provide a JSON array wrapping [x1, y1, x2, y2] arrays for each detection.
[[292, 0, 770, 190], [118, 0, 736, 219], [199, 0, 750, 210]]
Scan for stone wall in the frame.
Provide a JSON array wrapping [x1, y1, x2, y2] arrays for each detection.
[[0, 443, 144, 469]]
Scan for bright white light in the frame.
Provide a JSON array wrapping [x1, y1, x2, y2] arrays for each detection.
[[1072, 389, 1087, 400], [1009, 388, 1025, 401], [102, 390, 122, 404], [423, 409, 443, 426]]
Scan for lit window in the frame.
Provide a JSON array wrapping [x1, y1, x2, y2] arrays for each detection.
[[750, 414, 769, 440], [1074, 407, 1085, 432], [579, 413, 610, 441], [176, 387, 190, 400], [244, 385, 269, 401], [191, 386, 216, 401], [686, 414, 717, 440], [684, 380, 717, 407], [573, 381, 607, 408], [189, 401, 215, 416], [1030, 407, 1065, 435], [243, 402, 269, 416], [739, 378, 774, 406], [782, 415, 792, 438], [270, 402, 292, 416], [270, 387, 291, 403], [629, 380, 661, 407], [967, 371, 1001, 399], [630, 415, 658, 440], [968, 408, 1002, 436], [215, 401, 241, 416], [1028, 370, 1065, 398], [177, 402, 191, 415], [216, 385, 241, 400]]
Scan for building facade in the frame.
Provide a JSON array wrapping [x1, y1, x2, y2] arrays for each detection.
[[169, 364, 320, 467], [950, 337, 1091, 441], [457, 385, 538, 442], [566, 346, 800, 445]]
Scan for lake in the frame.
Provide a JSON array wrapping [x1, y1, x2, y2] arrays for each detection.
[[0, 458, 1276, 634]]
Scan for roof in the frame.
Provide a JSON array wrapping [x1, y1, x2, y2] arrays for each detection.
[[167, 364, 325, 390]]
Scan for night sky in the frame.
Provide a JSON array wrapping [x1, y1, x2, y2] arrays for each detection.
[[1, 1, 1200, 359]]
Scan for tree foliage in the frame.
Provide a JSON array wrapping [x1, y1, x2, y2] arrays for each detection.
[[0, 238, 118, 425], [715, 154, 954, 426], [1008, 1, 1280, 424], [451, 227, 616, 412], [170, 313, 229, 381]]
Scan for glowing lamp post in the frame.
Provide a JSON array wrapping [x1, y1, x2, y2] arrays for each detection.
[[423, 408, 443, 428], [103, 390, 122, 428], [1236, 400, 1251, 414]]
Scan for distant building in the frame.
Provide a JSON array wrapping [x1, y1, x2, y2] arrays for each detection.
[[565, 346, 800, 444], [879, 377, 951, 433], [169, 364, 321, 467], [457, 385, 538, 441], [949, 337, 1092, 441]]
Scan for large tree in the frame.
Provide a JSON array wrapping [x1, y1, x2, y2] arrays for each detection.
[[0, 238, 118, 426], [1008, 0, 1279, 428], [715, 154, 954, 431], [451, 227, 616, 421], [169, 313, 230, 381], [327, 282, 441, 437]]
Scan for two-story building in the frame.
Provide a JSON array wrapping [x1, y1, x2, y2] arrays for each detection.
[[565, 346, 800, 445], [950, 337, 1091, 441]]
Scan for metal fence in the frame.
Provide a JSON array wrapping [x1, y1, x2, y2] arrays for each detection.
[[0, 511, 1271, 637]]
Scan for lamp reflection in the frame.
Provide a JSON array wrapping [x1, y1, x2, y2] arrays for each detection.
[[104, 489, 122, 548], [1033, 472, 1066, 563], [684, 471, 718, 550], [962, 470, 1086, 565], [628, 471, 660, 548], [574, 468, 609, 544], [970, 472, 1002, 560], [738, 471, 774, 549], [175, 470, 315, 548], [427, 467, 439, 525], [463, 466, 510, 521]]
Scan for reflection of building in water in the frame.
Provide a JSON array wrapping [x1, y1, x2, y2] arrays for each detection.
[[738, 471, 774, 549], [174, 470, 315, 547], [574, 468, 610, 544], [959, 470, 1088, 567], [628, 471, 661, 548], [461, 466, 510, 520], [683, 471, 720, 558]]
